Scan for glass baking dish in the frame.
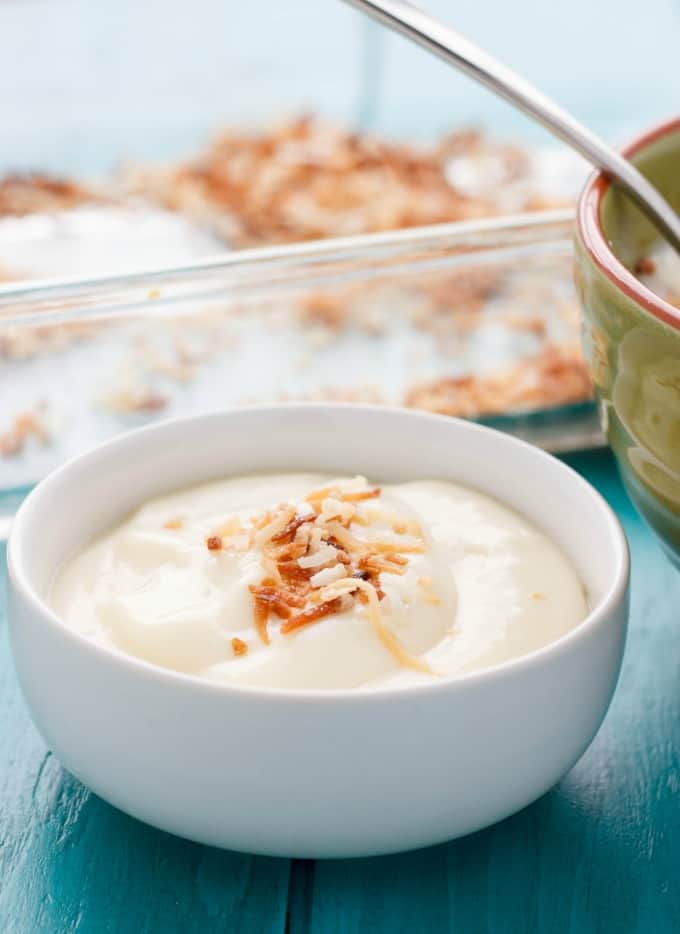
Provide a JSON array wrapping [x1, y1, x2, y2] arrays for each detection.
[[12, 0, 664, 528], [0, 209, 602, 530]]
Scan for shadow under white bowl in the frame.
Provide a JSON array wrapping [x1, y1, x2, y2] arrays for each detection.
[[6, 405, 629, 858]]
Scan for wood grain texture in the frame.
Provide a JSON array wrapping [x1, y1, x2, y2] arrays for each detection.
[[1, 449, 679, 933]]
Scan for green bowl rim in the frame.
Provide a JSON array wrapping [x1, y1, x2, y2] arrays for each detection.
[[576, 115, 680, 331]]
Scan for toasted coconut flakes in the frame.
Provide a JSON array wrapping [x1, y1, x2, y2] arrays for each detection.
[[249, 583, 309, 631], [310, 563, 347, 588], [340, 488, 381, 502], [260, 552, 282, 584], [303, 526, 321, 553], [163, 518, 183, 530], [350, 512, 370, 527], [320, 497, 356, 524], [99, 386, 168, 414], [255, 506, 296, 544], [372, 540, 425, 554], [277, 560, 313, 581], [271, 512, 315, 543], [242, 479, 438, 671], [249, 584, 305, 621], [274, 539, 308, 561], [0, 172, 103, 215], [319, 577, 363, 602], [294, 522, 314, 545], [125, 118, 507, 250], [298, 542, 338, 569], [324, 521, 367, 555], [0, 430, 22, 457], [360, 554, 405, 577], [405, 344, 592, 417], [252, 598, 271, 645], [281, 598, 344, 634], [231, 637, 248, 656], [363, 508, 389, 524], [299, 292, 345, 329], [15, 410, 50, 443], [272, 602, 293, 620], [320, 496, 343, 514], [377, 560, 407, 576], [530, 591, 545, 600], [0, 405, 52, 458], [305, 485, 338, 504], [252, 509, 275, 530], [333, 548, 352, 565], [279, 588, 308, 609], [384, 553, 408, 566]]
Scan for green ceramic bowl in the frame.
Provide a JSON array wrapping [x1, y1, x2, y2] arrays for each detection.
[[575, 117, 680, 567]]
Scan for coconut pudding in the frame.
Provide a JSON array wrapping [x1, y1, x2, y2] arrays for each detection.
[[50, 473, 587, 690]]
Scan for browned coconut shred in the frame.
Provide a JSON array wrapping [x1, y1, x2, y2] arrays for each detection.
[[206, 481, 436, 671]]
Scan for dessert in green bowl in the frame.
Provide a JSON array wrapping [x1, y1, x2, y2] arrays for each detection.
[[575, 117, 680, 566]]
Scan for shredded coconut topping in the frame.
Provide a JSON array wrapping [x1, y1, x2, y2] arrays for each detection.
[[206, 478, 435, 670]]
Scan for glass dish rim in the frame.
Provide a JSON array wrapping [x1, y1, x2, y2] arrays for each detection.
[[0, 208, 573, 327]]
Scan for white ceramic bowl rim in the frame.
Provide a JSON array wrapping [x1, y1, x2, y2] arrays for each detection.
[[7, 404, 630, 703]]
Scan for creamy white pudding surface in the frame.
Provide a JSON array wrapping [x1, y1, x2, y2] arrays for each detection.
[[50, 474, 587, 690]]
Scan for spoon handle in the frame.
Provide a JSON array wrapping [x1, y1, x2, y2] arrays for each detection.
[[342, 0, 680, 252]]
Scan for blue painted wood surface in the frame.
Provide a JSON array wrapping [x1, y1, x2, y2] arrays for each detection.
[[1, 448, 680, 933]]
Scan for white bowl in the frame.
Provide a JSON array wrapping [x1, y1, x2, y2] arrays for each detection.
[[7, 405, 629, 858]]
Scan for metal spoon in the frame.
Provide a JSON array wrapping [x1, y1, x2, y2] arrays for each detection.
[[342, 0, 680, 253]]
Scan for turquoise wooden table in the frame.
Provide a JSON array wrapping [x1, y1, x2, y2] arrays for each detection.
[[1, 447, 679, 934]]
